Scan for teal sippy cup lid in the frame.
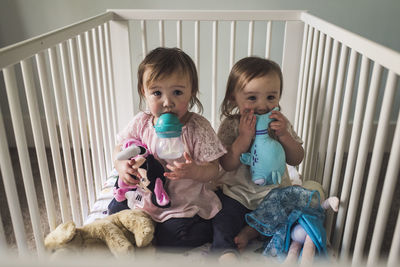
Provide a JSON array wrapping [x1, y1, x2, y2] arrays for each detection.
[[154, 113, 183, 138]]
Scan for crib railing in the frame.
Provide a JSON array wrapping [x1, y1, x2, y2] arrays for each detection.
[[296, 12, 400, 266], [0, 12, 115, 256], [0, 9, 399, 266]]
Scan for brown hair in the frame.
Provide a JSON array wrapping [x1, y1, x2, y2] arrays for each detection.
[[137, 47, 203, 113], [220, 56, 283, 118]]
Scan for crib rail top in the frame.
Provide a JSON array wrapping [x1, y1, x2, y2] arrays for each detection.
[[302, 12, 400, 76], [108, 9, 306, 21], [0, 12, 114, 69], [1, 9, 400, 73]]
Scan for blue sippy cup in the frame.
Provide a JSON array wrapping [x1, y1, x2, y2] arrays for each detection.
[[154, 113, 184, 159]]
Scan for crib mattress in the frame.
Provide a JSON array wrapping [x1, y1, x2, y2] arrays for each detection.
[[82, 166, 303, 262]]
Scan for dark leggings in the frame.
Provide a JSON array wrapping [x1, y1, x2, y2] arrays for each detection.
[[155, 215, 213, 248], [211, 190, 251, 253]]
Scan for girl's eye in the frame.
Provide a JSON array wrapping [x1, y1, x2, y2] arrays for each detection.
[[247, 96, 256, 101], [173, 90, 183, 96], [153, 91, 161, 96], [267, 95, 275, 100]]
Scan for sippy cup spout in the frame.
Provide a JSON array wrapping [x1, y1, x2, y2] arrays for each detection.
[[154, 113, 184, 159]]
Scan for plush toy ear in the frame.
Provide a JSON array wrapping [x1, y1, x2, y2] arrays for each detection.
[[144, 155, 170, 208], [44, 221, 77, 249]]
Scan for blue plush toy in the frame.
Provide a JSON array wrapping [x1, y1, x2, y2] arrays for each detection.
[[240, 107, 286, 186]]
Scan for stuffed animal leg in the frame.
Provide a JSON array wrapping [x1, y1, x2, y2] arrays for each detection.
[[81, 219, 135, 257], [114, 209, 155, 247], [44, 209, 155, 258]]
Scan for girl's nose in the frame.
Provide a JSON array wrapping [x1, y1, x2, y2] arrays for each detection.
[[163, 97, 174, 109]]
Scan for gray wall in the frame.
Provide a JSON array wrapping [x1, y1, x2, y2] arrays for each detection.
[[1, 0, 400, 52]]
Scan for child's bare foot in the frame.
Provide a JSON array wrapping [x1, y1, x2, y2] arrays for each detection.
[[234, 226, 258, 251], [234, 234, 248, 252]]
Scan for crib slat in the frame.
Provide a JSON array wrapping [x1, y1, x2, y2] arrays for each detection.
[[309, 35, 332, 183], [60, 40, 89, 222], [326, 55, 370, 243], [368, 74, 399, 264], [194, 21, 200, 70], [229, 21, 236, 69], [265, 21, 272, 58], [337, 63, 383, 258], [296, 27, 313, 170], [248, 21, 254, 56], [35, 51, 70, 223], [294, 23, 308, 132], [388, 207, 400, 266], [304, 32, 325, 181], [0, 99, 28, 255], [3, 66, 45, 255], [352, 71, 398, 263], [322, 44, 348, 191], [301, 28, 319, 180], [211, 20, 218, 129], [20, 59, 57, 231], [296, 26, 313, 156], [108, 20, 135, 130], [69, 38, 96, 216], [320, 40, 340, 193], [93, 27, 112, 177], [46, 49, 81, 225], [78, 33, 102, 197], [70, 37, 95, 209], [141, 20, 147, 59], [323, 49, 357, 246], [281, 20, 304, 126], [104, 22, 118, 145], [329, 49, 358, 195], [177, 20, 182, 49], [88, 28, 107, 183], [98, 25, 114, 172], [159, 20, 165, 47]]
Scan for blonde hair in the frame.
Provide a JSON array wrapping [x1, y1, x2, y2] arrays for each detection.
[[220, 56, 283, 119], [137, 47, 203, 113]]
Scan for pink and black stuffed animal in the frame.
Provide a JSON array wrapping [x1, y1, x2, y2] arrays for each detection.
[[108, 139, 170, 215]]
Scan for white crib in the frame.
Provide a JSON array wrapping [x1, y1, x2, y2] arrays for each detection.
[[0, 9, 399, 266]]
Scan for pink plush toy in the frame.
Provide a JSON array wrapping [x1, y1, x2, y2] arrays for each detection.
[[113, 139, 170, 208]]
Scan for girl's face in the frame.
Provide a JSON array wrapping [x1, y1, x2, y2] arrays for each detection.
[[233, 72, 281, 115], [142, 69, 193, 123]]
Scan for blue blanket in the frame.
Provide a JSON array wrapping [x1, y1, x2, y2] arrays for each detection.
[[245, 186, 327, 260]]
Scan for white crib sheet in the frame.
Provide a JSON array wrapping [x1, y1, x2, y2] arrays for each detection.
[[84, 170, 118, 225]]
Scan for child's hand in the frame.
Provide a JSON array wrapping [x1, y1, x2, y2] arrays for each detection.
[[269, 109, 290, 139], [237, 109, 256, 151], [164, 152, 200, 180], [114, 159, 141, 186]]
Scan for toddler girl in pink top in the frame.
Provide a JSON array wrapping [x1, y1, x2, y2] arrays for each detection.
[[108, 47, 226, 248]]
